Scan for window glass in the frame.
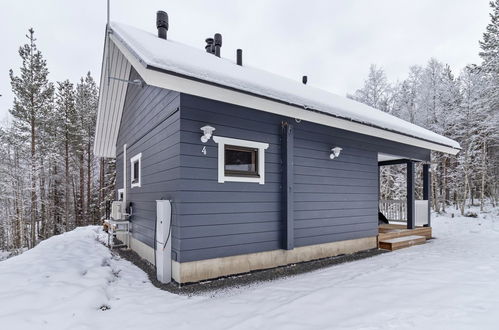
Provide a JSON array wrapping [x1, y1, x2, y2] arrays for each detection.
[[130, 153, 142, 188], [132, 161, 139, 183], [224, 145, 258, 177]]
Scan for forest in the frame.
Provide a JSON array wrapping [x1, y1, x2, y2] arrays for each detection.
[[0, 29, 115, 252], [0, 1, 498, 252], [349, 1, 499, 215]]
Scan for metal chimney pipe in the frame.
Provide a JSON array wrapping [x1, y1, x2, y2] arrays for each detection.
[[302, 76, 308, 85], [214, 33, 222, 57], [236, 49, 243, 66], [205, 38, 214, 53], [156, 11, 169, 39]]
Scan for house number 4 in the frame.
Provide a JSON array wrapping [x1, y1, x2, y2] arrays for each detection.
[[202, 146, 207, 155]]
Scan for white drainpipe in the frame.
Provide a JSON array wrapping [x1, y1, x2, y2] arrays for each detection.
[[123, 144, 127, 215]]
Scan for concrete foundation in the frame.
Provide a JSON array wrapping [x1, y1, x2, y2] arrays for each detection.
[[116, 232, 155, 265], [120, 233, 376, 283], [171, 236, 377, 283]]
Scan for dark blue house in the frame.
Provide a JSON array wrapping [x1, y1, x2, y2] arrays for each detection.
[[94, 13, 460, 284]]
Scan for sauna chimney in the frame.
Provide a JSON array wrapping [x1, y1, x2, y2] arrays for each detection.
[[205, 33, 222, 57], [156, 11, 169, 40]]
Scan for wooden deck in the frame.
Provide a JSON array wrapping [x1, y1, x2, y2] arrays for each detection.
[[378, 224, 432, 251]]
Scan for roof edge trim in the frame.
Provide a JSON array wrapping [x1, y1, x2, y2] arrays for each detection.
[[109, 33, 460, 156]]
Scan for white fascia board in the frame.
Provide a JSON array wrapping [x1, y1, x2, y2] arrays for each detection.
[[94, 35, 110, 157], [110, 34, 460, 156], [94, 36, 131, 158]]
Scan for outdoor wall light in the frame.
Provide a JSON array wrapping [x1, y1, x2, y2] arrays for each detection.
[[330, 147, 343, 160], [200, 125, 216, 143]]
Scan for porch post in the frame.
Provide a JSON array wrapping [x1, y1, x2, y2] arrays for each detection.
[[423, 163, 431, 227], [406, 160, 415, 229], [282, 122, 294, 250]]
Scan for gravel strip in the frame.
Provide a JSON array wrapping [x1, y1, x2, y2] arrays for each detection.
[[114, 247, 388, 296]]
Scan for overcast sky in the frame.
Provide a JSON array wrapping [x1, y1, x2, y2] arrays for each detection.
[[0, 0, 491, 122]]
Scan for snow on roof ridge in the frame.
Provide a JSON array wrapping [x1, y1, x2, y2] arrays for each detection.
[[109, 21, 460, 150]]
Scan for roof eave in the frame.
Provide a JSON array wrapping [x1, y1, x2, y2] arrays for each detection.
[[101, 31, 460, 157]]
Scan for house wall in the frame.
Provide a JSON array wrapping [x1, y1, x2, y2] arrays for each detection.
[[177, 95, 283, 262], [113, 78, 430, 267], [116, 68, 181, 261], [176, 94, 430, 263]]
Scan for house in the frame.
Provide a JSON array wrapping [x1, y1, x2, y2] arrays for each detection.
[[94, 11, 460, 284]]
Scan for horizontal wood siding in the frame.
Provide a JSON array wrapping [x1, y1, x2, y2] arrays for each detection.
[[177, 95, 283, 262], [113, 81, 431, 263], [293, 121, 379, 247], [115, 68, 181, 260], [176, 94, 430, 262]]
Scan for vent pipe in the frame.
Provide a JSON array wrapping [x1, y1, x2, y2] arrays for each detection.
[[236, 49, 243, 66], [205, 38, 214, 53], [214, 33, 222, 57], [156, 11, 169, 39], [302, 76, 308, 85]]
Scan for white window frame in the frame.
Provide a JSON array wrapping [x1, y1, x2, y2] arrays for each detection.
[[118, 188, 124, 201], [130, 153, 142, 188], [213, 136, 269, 184]]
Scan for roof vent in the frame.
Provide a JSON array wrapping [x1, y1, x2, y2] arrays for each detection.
[[205, 34, 222, 57], [236, 49, 243, 66], [156, 11, 169, 40], [205, 38, 214, 53], [214, 33, 222, 57], [302, 76, 308, 85]]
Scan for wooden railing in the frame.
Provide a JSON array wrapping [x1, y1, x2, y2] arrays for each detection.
[[379, 200, 429, 226], [379, 200, 406, 222]]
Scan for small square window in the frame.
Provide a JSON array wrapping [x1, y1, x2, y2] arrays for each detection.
[[130, 153, 142, 188], [213, 136, 269, 184], [224, 145, 259, 177]]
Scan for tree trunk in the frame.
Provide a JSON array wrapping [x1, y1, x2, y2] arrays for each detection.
[[99, 158, 105, 221], [87, 137, 92, 224], [461, 169, 468, 215], [480, 140, 486, 212], [30, 111, 37, 248], [39, 156, 46, 239], [78, 152, 84, 227], [65, 129, 70, 231]]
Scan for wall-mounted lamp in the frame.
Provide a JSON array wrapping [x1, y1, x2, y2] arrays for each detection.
[[200, 125, 216, 143], [330, 147, 343, 160]]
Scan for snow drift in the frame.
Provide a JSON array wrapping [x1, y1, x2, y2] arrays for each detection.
[[1, 208, 499, 329]]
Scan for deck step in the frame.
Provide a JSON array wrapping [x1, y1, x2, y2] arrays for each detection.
[[379, 235, 426, 251], [378, 226, 432, 241]]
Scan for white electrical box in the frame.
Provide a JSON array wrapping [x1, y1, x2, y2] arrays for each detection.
[[156, 200, 172, 284], [111, 201, 124, 220]]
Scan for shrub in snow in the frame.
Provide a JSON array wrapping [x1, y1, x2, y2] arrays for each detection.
[[464, 211, 478, 218]]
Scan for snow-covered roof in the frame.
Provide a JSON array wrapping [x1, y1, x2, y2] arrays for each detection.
[[94, 22, 460, 157]]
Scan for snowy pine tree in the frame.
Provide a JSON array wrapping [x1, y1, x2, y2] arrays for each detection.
[[8, 28, 54, 248]]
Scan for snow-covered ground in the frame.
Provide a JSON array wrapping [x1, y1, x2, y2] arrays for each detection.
[[0, 250, 11, 261], [1, 207, 498, 330]]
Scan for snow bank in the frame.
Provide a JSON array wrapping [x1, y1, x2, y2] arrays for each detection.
[[109, 22, 460, 150], [0, 250, 11, 261], [1, 208, 498, 329]]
